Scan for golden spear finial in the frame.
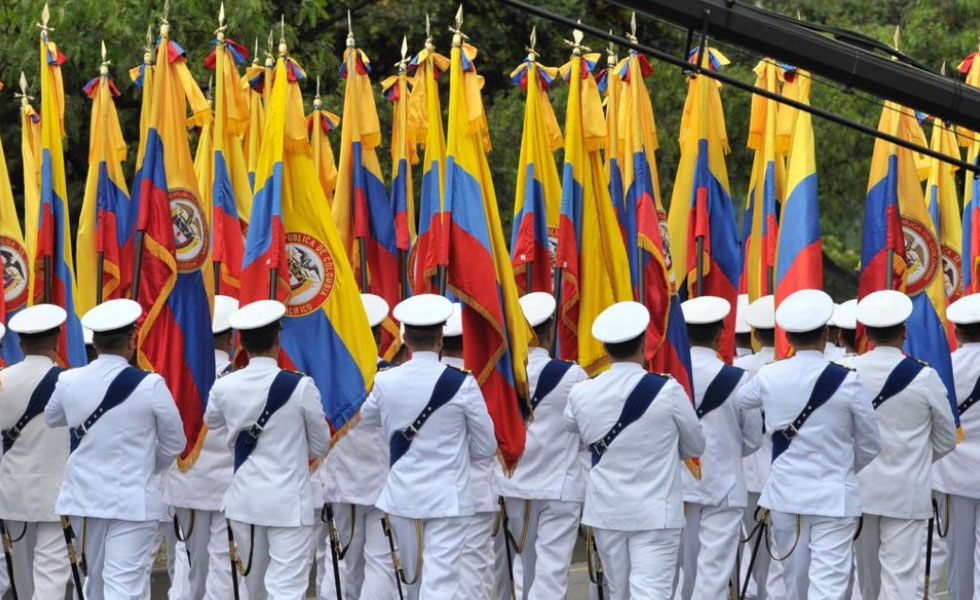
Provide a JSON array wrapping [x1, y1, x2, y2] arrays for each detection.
[[395, 35, 410, 71], [216, 2, 227, 41], [278, 14, 287, 55], [564, 21, 590, 55], [606, 30, 617, 66], [449, 5, 468, 43], [526, 26, 538, 61], [16, 72, 32, 105], [37, 3, 54, 34], [100, 40, 110, 75]]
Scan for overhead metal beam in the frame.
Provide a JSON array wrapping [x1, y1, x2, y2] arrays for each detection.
[[611, 0, 980, 133]]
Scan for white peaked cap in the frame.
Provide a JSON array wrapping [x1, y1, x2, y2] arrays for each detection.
[[745, 295, 775, 330], [519, 292, 557, 328], [735, 294, 751, 334], [8, 303, 67, 334], [681, 295, 731, 325], [832, 299, 858, 330], [393, 294, 453, 327], [775, 289, 834, 333], [212, 295, 240, 334], [360, 293, 390, 329], [83, 327, 94, 346], [228, 300, 286, 331], [81, 299, 143, 333], [443, 303, 463, 337], [856, 290, 913, 328], [948, 293, 980, 325], [591, 301, 650, 344]]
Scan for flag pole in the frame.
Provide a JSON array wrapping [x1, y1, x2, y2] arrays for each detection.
[[94, 42, 111, 305], [692, 26, 710, 299], [395, 39, 411, 300], [39, 6, 53, 305], [346, 19, 370, 294]]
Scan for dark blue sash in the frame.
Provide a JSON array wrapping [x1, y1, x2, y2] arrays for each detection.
[[70, 367, 150, 453], [233, 370, 304, 472], [389, 366, 467, 467], [771, 363, 850, 463], [958, 371, 980, 417], [696, 364, 745, 419], [378, 360, 396, 370], [589, 373, 669, 467], [520, 359, 575, 421], [2, 366, 65, 453], [872, 357, 925, 410]]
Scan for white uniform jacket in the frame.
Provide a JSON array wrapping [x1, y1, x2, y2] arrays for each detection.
[[933, 343, 980, 499], [204, 357, 330, 527], [736, 350, 880, 518], [735, 347, 775, 494], [164, 350, 236, 511], [360, 351, 497, 520], [496, 347, 589, 502], [564, 362, 705, 531], [442, 355, 496, 513], [839, 346, 956, 519], [682, 347, 761, 508], [45, 354, 186, 521], [0, 355, 68, 522]]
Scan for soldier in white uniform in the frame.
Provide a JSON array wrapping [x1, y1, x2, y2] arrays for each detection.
[[564, 301, 705, 600], [495, 292, 588, 599], [736, 289, 881, 600], [0, 304, 71, 598], [825, 302, 846, 361], [678, 296, 761, 599], [839, 290, 956, 599], [163, 295, 241, 599], [831, 300, 858, 356], [316, 293, 399, 600], [205, 299, 331, 599], [735, 293, 753, 358], [933, 293, 980, 599], [360, 294, 497, 600], [45, 298, 186, 600]]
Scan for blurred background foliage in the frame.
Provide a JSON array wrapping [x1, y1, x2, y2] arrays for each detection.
[[1, 0, 977, 299]]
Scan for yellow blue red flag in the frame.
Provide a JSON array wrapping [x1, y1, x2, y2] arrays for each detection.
[[924, 118, 963, 313], [859, 101, 958, 424], [78, 61, 132, 316], [240, 40, 376, 434], [598, 52, 627, 255], [958, 49, 980, 294], [307, 87, 340, 207], [0, 81, 29, 366], [555, 39, 633, 375], [20, 95, 41, 323], [444, 25, 531, 470], [667, 47, 741, 363], [243, 45, 270, 192], [30, 26, 85, 367], [382, 56, 417, 297]]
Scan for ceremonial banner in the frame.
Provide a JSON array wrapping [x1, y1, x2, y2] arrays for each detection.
[[667, 48, 741, 363], [555, 43, 632, 374], [860, 101, 958, 424], [333, 35, 400, 358], [31, 28, 85, 368], [307, 90, 340, 206], [205, 30, 251, 297], [0, 83, 28, 366], [134, 24, 216, 467], [128, 42, 155, 240], [925, 117, 963, 349], [444, 31, 530, 470], [958, 49, 980, 294], [598, 54, 628, 261], [509, 51, 562, 295], [243, 48, 270, 192], [78, 64, 132, 316], [382, 63, 418, 264], [240, 45, 376, 433], [773, 67, 822, 358], [408, 38, 449, 294]]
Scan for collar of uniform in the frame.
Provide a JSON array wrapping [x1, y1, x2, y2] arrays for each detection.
[[794, 349, 825, 360], [97, 354, 130, 366], [960, 342, 980, 349], [215, 349, 230, 366], [868, 345, 905, 358], [689, 346, 718, 360], [247, 356, 279, 369], [529, 346, 550, 359], [20, 354, 54, 366], [412, 351, 440, 363], [608, 361, 645, 372]]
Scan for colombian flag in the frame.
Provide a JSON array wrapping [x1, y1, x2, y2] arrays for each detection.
[[240, 45, 376, 433], [243, 51, 269, 192], [598, 55, 628, 258], [509, 55, 562, 295], [556, 47, 633, 375], [667, 48, 741, 363], [205, 33, 251, 297], [958, 49, 980, 294], [134, 24, 216, 468], [77, 67, 132, 316], [616, 48, 693, 399], [0, 82, 29, 366], [21, 99, 41, 284], [382, 65, 417, 297], [742, 59, 784, 302], [128, 46, 154, 283], [30, 30, 85, 368], [307, 91, 340, 207], [333, 35, 401, 359], [408, 41, 449, 294], [445, 34, 531, 470], [860, 101, 959, 425], [925, 118, 963, 313], [773, 67, 822, 358]]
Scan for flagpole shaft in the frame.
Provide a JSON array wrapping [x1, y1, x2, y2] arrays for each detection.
[[438, 265, 447, 296], [96, 251, 104, 305], [695, 235, 705, 298], [638, 250, 646, 304], [886, 249, 894, 291], [131, 231, 146, 302], [767, 265, 774, 296], [399, 250, 410, 299], [552, 266, 562, 357], [358, 238, 369, 292], [525, 261, 534, 294], [214, 261, 221, 293], [269, 268, 278, 301], [43, 256, 52, 304]]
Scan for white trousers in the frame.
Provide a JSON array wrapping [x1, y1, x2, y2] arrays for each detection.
[[5, 520, 72, 600], [456, 512, 496, 599], [229, 520, 313, 600], [76, 518, 159, 600], [502, 498, 581, 600], [593, 527, 682, 600], [679, 503, 742, 599], [854, 513, 926, 600], [172, 508, 241, 600], [943, 493, 980, 600], [388, 515, 470, 600], [317, 503, 400, 600], [493, 515, 511, 600], [770, 512, 857, 600]]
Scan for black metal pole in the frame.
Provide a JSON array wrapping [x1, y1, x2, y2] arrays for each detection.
[[214, 261, 222, 293], [131, 231, 146, 302], [269, 268, 278, 301], [399, 249, 410, 299], [525, 261, 533, 294], [96, 251, 104, 305], [437, 265, 447, 296], [358, 238, 369, 292], [695, 236, 705, 297], [42, 255, 52, 304], [886, 249, 894, 290], [552, 266, 562, 356]]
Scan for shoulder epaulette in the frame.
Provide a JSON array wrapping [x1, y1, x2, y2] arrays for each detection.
[[378, 364, 396, 372], [911, 357, 930, 367], [830, 362, 856, 371], [284, 369, 306, 377], [656, 372, 674, 379], [445, 364, 470, 375]]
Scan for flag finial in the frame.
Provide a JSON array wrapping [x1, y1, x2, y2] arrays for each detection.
[[606, 30, 617, 66], [526, 26, 537, 60], [628, 12, 637, 41], [253, 38, 259, 64], [396, 35, 410, 71], [163, 0, 170, 24], [941, 60, 947, 76], [37, 3, 53, 34], [449, 5, 467, 43], [216, 2, 227, 40], [346, 10, 355, 47], [16, 72, 30, 105], [316, 75, 321, 98], [144, 24, 153, 63], [564, 22, 590, 55], [207, 75, 213, 102], [425, 13, 432, 43], [100, 39, 110, 75], [279, 14, 287, 55], [893, 25, 901, 52]]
